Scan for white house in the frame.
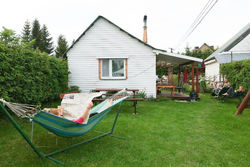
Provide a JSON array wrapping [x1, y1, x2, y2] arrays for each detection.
[[205, 22, 250, 82], [66, 16, 202, 97]]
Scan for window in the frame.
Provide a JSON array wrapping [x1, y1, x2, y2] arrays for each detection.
[[99, 59, 127, 79]]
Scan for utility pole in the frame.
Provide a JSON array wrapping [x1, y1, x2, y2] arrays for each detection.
[[169, 48, 174, 53]]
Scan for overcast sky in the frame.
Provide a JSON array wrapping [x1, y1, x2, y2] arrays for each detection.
[[1, 0, 249, 52]]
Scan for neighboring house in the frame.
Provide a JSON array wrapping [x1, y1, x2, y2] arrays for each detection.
[[194, 43, 214, 53], [66, 16, 202, 97], [205, 22, 250, 81]]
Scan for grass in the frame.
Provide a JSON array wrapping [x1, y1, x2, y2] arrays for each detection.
[[0, 94, 249, 167]]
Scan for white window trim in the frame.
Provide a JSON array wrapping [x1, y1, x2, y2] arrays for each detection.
[[101, 59, 126, 80]]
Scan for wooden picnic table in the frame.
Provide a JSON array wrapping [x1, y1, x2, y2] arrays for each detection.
[[92, 88, 144, 114], [156, 84, 175, 96]]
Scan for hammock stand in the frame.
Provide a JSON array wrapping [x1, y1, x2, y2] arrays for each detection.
[[0, 97, 127, 165]]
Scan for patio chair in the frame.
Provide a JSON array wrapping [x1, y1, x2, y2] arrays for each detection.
[[176, 79, 184, 93]]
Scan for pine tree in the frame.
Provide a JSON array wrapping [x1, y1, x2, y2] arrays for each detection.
[[21, 20, 31, 43], [31, 19, 42, 50], [55, 35, 68, 59], [40, 25, 54, 54]]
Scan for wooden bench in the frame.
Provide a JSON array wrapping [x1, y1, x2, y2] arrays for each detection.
[[156, 84, 175, 96], [91, 88, 144, 114]]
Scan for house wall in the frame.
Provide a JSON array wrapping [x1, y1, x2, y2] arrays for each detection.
[[67, 18, 156, 97], [205, 59, 220, 81], [229, 33, 250, 52]]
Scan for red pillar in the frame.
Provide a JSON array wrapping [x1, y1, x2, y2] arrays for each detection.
[[196, 68, 199, 94], [192, 62, 195, 91]]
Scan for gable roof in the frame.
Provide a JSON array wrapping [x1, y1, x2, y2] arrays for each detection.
[[205, 22, 250, 61], [65, 15, 165, 54], [200, 43, 214, 51]]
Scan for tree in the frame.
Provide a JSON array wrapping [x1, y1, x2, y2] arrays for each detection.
[[0, 27, 19, 46], [40, 25, 54, 54], [185, 46, 192, 56], [21, 20, 31, 43], [55, 35, 68, 59], [202, 49, 213, 60], [31, 19, 42, 50]]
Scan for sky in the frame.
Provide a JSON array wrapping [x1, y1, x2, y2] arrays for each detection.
[[0, 0, 249, 52]]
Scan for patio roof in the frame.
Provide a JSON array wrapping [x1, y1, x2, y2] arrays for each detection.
[[154, 50, 203, 65]]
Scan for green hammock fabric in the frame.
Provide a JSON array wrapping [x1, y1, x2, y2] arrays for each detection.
[[32, 96, 128, 137]]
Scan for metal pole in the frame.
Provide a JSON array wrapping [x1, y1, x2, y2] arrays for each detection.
[[31, 121, 34, 143], [111, 101, 124, 134]]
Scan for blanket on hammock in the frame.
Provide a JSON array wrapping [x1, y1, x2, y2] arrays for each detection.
[[61, 92, 103, 124]]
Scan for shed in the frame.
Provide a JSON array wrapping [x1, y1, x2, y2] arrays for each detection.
[[66, 16, 203, 98]]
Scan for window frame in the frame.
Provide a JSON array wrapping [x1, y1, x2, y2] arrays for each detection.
[[100, 58, 127, 80]]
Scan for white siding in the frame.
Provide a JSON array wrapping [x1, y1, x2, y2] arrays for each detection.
[[230, 33, 250, 52], [205, 59, 220, 81], [67, 18, 156, 97]]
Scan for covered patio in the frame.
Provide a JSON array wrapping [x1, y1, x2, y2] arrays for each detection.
[[154, 50, 203, 100]]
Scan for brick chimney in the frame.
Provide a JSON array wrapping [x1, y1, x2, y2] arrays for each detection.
[[143, 15, 147, 43]]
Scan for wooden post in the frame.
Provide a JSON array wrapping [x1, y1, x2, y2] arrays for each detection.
[[235, 90, 250, 115], [192, 62, 195, 91], [168, 65, 174, 85], [196, 68, 199, 94]]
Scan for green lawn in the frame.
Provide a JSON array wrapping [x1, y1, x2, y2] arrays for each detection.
[[0, 94, 249, 167]]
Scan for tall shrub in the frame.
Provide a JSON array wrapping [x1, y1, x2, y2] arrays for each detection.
[[220, 59, 250, 90], [0, 28, 68, 104]]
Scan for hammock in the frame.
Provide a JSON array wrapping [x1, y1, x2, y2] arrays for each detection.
[[32, 96, 128, 137], [0, 90, 128, 165]]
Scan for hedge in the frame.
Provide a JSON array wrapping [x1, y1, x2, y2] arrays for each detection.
[[220, 59, 250, 91], [0, 28, 68, 104]]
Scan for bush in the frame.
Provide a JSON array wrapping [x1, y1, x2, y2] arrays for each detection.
[[183, 83, 192, 92], [220, 59, 250, 90], [0, 28, 68, 104], [68, 86, 81, 93]]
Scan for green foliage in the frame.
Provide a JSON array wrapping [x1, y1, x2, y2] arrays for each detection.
[[137, 89, 146, 98], [68, 86, 81, 93], [220, 59, 250, 90], [183, 83, 192, 92], [200, 80, 213, 93], [156, 65, 168, 76], [55, 35, 68, 59], [185, 46, 192, 56], [27, 19, 54, 54], [40, 25, 54, 54], [184, 45, 213, 60], [21, 20, 31, 43], [156, 65, 179, 76], [202, 48, 213, 60], [0, 27, 19, 45], [0, 28, 68, 104]]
